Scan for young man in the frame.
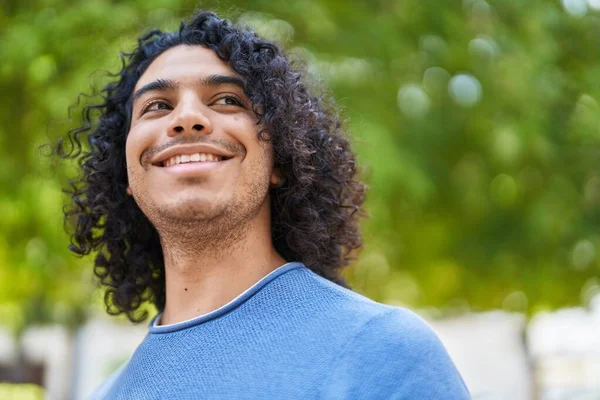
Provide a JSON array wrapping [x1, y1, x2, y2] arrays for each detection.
[[59, 10, 470, 399]]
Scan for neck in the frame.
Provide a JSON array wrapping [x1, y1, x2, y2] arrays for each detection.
[[156, 204, 286, 326]]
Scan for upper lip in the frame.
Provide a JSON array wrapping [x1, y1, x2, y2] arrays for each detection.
[[151, 144, 235, 166]]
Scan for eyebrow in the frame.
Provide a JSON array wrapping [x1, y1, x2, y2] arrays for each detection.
[[131, 74, 246, 104]]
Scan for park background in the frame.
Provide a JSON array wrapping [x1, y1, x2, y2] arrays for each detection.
[[1, 0, 600, 398]]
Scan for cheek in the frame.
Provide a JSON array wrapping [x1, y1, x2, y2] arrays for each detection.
[[229, 116, 269, 157], [124, 140, 140, 190], [125, 124, 154, 171], [254, 126, 274, 164], [124, 133, 151, 191], [124, 137, 135, 168], [259, 141, 274, 167], [124, 137, 140, 182], [244, 132, 273, 172], [244, 141, 274, 188]]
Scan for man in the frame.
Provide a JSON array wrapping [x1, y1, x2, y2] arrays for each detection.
[[58, 10, 470, 399]]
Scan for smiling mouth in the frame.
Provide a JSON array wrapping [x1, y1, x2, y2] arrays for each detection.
[[156, 152, 233, 167]]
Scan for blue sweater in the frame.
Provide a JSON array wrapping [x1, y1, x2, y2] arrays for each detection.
[[91, 262, 470, 399]]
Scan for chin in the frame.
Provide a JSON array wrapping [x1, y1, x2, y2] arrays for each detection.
[[160, 197, 227, 222]]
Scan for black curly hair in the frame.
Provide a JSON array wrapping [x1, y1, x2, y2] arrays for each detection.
[[57, 10, 366, 322]]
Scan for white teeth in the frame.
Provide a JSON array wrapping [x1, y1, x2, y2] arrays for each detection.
[[164, 152, 223, 166]]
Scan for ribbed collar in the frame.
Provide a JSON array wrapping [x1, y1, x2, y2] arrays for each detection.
[[148, 262, 306, 334]]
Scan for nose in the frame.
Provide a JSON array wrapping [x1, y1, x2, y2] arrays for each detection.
[[167, 94, 213, 137]]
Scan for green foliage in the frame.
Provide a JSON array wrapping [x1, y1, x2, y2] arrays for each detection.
[[2, 0, 600, 332]]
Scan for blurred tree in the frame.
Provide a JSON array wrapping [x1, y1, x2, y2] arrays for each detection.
[[1, 0, 600, 339]]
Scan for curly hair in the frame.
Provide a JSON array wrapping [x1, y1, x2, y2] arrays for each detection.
[[56, 10, 366, 322]]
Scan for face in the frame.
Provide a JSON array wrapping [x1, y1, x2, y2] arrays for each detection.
[[126, 45, 275, 232]]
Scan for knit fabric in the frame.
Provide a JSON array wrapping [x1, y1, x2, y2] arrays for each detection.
[[90, 262, 470, 399]]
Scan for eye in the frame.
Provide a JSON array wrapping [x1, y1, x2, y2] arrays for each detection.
[[213, 96, 243, 107], [141, 100, 172, 114]]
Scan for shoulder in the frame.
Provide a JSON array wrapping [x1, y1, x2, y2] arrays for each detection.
[[332, 306, 449, 362], [286, 267, 470, 397], [354, 306, 447, 351], [294, 267, 445, 335], [322, 306, 471, 399], [296, 268, 437, 332]]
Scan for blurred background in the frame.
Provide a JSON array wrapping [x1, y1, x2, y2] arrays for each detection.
[[1, 0, 600, 399]]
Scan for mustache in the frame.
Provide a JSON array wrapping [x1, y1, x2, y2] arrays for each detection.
[[140, 136, 246, 165]]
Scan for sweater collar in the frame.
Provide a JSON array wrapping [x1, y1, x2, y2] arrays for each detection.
[[148, 262, 306, 334]]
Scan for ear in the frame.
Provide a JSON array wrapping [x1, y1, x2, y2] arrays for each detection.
[[270, 168, 285, 188], [126, 186, 133, 196]]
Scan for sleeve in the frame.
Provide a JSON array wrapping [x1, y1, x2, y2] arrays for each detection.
[[321, 308, 471, 399], [87, 361, 128, 400]]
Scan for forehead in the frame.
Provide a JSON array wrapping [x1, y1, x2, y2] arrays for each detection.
[[134, 45, 236, 91]]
